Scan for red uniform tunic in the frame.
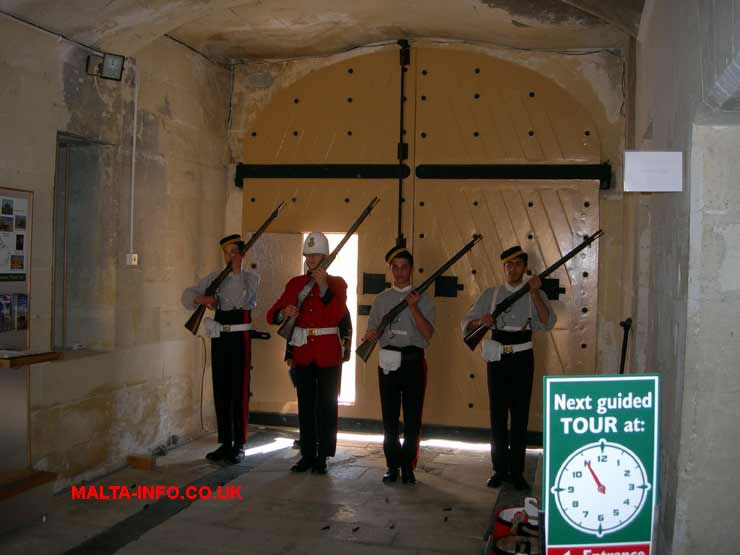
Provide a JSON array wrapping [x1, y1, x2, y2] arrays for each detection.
[[266, 274, 348, 367]]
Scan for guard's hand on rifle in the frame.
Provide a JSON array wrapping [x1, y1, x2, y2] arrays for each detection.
[[196, 295, 218, 310], [478, 314, 494, 328], [311, 267, 329, 289], [281, 305, 298, 319], [528, 275, 542, 292], [406, 290, 421, 307], [285, 358, 293, 368], [363, 330, 379, 344]]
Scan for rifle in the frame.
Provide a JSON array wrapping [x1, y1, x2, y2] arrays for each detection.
[[356, 233, 483, 362], [184, 201, 287, 335], [277, 197, 381, 342], [463, 229, 604, 351]]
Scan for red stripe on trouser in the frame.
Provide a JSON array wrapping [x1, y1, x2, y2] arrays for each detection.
[[241, 310, 252, 447], [336, 362, 342, 425], [411, 359, 428, 470]]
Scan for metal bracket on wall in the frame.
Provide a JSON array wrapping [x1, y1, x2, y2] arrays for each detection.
[[234, 164, 411, 186], [434, 275, 465, 297], [362, 273, 390, 295], [542, 278, 566, 301], [415, 163, 612, 190]]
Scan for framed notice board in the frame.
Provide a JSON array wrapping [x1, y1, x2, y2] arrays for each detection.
[[0, 188, 31, 350]]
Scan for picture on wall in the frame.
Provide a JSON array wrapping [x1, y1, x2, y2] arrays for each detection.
[[1, 199, 13, 215], [10, 255, 24, 271], [15, 235, 24, 251], [14, 294, 28, 330], [15, 215, 26, 230], [0, 216, 13, 232], [0, 294, 15, 332]]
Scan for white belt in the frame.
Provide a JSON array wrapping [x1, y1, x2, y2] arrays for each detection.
[[289, 326, 339, 347], [204, 318, 252, 338], [221, 323, 253, 333], [501, 341, 532, 354], [301, 326, 339, 337]]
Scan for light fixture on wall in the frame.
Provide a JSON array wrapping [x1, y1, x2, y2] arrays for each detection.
[[86, 53, 125, 81]]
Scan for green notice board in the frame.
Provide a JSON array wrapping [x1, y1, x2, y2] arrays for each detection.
[[543, 375, 659, 555]]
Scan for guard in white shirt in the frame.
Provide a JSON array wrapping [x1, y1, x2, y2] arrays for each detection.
[[461, 245, 555, 491], [364, 246, 435, 484], [182, 234, 260, 464]]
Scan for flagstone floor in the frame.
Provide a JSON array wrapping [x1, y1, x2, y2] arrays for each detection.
[[0, 427, 540, 554]]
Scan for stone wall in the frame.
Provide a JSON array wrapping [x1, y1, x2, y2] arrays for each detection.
[[636, 2, 740, 553], [0, 17, 231, 486]]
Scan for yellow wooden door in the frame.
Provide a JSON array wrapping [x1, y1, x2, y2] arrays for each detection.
[[239, 44, 603, 433], [412, 180, 599, 431]]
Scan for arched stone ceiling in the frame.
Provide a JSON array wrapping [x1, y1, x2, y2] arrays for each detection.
[[0, 0, 643, 61]]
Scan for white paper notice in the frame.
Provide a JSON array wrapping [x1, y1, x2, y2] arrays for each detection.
[[624, 151, 683, 192]]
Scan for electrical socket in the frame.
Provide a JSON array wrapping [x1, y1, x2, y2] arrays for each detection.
[[126, 253, 138, 266]]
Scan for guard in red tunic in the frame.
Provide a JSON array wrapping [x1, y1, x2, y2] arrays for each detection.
[[267, 232, 348, 474]]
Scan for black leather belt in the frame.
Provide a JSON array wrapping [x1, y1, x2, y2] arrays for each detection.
[[215, 308, 249, 325], [382, 345, 425, 362], [491, 329, 532, 345]]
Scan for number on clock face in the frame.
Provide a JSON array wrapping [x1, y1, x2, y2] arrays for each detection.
[[551, 438, 650, 537]]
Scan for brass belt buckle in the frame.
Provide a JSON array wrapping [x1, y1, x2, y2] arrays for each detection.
[[307, 328, 319, 337], [503, 345, 513, 354], [222, 325, 231, 332]]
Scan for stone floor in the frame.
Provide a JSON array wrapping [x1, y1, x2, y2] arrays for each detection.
[[0, 427, 538, 554]]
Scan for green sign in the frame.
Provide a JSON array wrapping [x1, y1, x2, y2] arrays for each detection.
[[543, 375, 659, 555]]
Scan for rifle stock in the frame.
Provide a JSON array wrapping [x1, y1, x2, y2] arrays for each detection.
[[184, 304, 207, 335], [184, 201, 286, 335], [356, 234, 482, 362], [463, 229, 604, 351], [277, 197, 381, 343]]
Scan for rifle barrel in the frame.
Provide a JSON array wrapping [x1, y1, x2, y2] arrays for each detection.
[[463, 230, 603, 351], [356, 234, 482, 362], [277, 197, 381, 343], [184, 201, 287, 335]]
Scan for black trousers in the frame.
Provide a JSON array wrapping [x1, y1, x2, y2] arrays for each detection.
[[487, 349, 534, 478], [295, 363, 340, 460], [378, 357, 427, 470], [211, 310, 251, 447]]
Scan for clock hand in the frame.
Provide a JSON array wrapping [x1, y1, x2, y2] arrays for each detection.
[[586, 461, 606, 494]]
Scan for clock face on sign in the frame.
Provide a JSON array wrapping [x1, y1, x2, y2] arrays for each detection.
[[551, 438, 651, 538]]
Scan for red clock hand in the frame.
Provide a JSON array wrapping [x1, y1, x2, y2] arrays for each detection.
[[586, 461, 606, 494]]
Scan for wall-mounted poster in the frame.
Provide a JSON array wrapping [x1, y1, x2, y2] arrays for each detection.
[[0, 188, 30, 350], [0, 196, 27, 280], [0, 294, 14, 332], [14, 294, 27, 330], [1, 199, 13, 215]]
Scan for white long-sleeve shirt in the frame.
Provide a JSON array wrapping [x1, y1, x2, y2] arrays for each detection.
[[182, 269, 260, 311]]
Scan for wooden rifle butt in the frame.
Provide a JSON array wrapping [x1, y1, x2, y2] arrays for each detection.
[[463, 324, 489, 351], [355, 340, 375, 363], [185, 305, 206, 335], [277, 317, 296, 340]]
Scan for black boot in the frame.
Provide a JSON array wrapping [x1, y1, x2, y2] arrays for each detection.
[[510, 474, 530, 491], [312, 457, 328, 474], [487, 472, 507, 488], [382, 467, 399, 483], [401, 465, 416, 484], [291, 457, 314, 472], [205, 443, 231, 462], [224, 444, 244, 465]]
